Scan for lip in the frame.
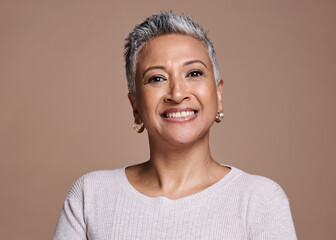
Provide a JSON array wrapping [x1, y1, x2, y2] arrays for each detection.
[[161, 108, 198, 123]]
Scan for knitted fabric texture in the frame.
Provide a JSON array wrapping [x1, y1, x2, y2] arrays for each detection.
[[53, 166, 297, 240]]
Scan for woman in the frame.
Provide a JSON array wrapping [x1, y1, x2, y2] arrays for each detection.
[[53, 12, 296, 239]]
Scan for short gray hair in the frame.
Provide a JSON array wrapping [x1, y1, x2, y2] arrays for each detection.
[[124, 11, 220, 95]]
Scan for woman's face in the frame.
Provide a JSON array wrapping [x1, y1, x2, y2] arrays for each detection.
[[129, 34, 223, 146]]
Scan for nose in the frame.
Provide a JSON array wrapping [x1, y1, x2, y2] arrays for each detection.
[[164, 75, 190, 104]]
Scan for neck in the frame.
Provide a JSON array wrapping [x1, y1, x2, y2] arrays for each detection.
[[144, 131, 219, 195], [125, 130, 230, 200]]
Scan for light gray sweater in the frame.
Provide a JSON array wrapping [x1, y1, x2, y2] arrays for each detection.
[[53, 166, 297, 239]]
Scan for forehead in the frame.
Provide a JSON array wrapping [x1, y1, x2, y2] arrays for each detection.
[[136, 34, 211, 71]]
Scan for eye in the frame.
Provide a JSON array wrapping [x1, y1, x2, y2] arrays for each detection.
[[147, 75, 166, 83], [187, 70, 203, 78]]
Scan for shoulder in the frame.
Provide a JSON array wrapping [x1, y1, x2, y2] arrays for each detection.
[[65, 168, 125, 200], [228, 168, 297, 239], [228, 166, 288, 203], [81, 168, 123, 183]]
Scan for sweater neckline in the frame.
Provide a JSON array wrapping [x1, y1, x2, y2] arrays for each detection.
[[117, 164, 242, 206]]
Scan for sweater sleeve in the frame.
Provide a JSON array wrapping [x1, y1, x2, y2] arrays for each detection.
[[53, 176, 87, 240], [247, 180, 297, 240]]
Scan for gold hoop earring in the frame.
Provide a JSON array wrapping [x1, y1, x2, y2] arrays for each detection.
[[133, 122, 145, 133], [215, 112, 224, 123]]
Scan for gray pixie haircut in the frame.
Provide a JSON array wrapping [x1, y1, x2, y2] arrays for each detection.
[[124, 11, 220, 95]]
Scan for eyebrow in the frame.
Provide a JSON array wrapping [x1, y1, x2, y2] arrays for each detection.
[[142, 59, 208, 78], [183, 59, 208, 68], [142, 66, 165, 78]]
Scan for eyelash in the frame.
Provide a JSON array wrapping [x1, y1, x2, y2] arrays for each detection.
[[147, 75, 166, 83], [147, 70, 203, 84], [186, 70, 203, 78]]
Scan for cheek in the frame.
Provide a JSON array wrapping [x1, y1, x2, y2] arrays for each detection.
[[195, 83, 218, 110], [137, 90, 162, 117]]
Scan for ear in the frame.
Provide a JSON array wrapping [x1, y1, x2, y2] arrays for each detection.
[[128, 93, 142, 124], [216, 79, 223, 113]]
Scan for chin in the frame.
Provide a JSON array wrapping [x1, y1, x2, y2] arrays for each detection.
[[163, 130, 209, 147]]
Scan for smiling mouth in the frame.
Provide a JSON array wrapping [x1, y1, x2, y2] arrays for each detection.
[[161, 110, 198, 119]]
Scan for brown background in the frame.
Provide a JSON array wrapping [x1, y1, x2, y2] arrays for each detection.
[[1, 0, 335, 239]]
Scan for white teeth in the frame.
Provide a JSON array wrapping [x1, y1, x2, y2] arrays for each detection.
[[166, 111, 195, 118]]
